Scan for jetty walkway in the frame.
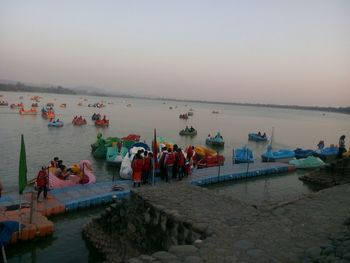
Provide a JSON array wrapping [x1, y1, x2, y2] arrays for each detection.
[[0, 162, 294, 244]]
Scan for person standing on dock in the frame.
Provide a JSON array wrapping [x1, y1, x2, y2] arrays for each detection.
[[159, 145, 168, 180], [36, 166, 49, 201], [164, 148, 175, 182], [132, 153, 143, 187], [338, 135, 346, 159]]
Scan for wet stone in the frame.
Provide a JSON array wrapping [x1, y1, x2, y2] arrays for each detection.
[[184, 255, 203, 263], [233, 240, 255, 250], [246, 249, 264, 258], [152, 251, 179, 261]]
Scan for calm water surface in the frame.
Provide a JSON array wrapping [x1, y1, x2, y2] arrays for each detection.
[[0, 91, 349, 261]]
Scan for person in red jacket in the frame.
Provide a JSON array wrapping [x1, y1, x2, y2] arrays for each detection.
[[132, 153, 143, 187], [164, 148, 175, 182], [176, 148, 185, 180], [142, 151, 152, 184], [36, 167, 49, 201]]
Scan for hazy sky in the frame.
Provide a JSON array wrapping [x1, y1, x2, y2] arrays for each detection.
[[1, 1, 349, 106]]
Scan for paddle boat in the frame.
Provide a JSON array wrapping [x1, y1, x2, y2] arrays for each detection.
[[31, 103, 38, 107], [314, 146, 339, 162], [261, 145, 295, 163], [289, 156, 325, 169], [91, 134, 121, 159], [47, 160, 96, 189], [95, 119, 109, 127], [48, 119, 64, 127], [46, 102, 54, 107], [122, 134, 141, 142], [92, 113, 101, 120], [0, 101, 8, 106], [194, 145, 217, 157], [72, 116, 87, 126], [212, 110, 219, 114], [206, 132, 225, 147], [179, 113, 188, 119], [233, 146, 254, 164], [10, 102, 24, 109], [106, 146, 128, 166], [179, 126, 197, 136], [248, 132, 268, 142], [19, 107, 37, 115], [187, 111, 194, 116], [59, 103, 67, 108], [294, 148, 315, 159], [197, 155, 225, 169]]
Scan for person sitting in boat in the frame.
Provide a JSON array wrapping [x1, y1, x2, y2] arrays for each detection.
[[258, 131, 261, 136], [185, 126, 189, 132], [317, 140, 325, 150], [56, 118, 60, 122], [262, 132, 266, 138], [73, 115, 78, 120], [189, 126, 195, 132], [338, 135, 346, 159]]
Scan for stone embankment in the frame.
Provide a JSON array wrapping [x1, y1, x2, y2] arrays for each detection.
[[83, 180, 350, 263], [300, 158, 350, 187]]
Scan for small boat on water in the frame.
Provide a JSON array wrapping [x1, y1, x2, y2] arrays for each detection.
[[261, 145, 295, 163], [59, 103, 67, 108], [197, 155, 225, 169], [10, 103, 24, 109], [314, 146, 339, 162], [0, 101, 8, 106], [91, 134, 121, 159], [31, 103, 38, 107], [248, 133, 268, 142], [294, 148, 315, 159], [122, 134, 141, 142], [47, 160, 96, 189], [92, 113, 101, 120], [95, 119, 109, 127], [233, 146, 254, 164], [19, 107, 37, 115], [106, 146, 128, 166], [72, 117, 87, 126], [179, 113, 188, 119], [179, 127, 197, 136], [194, 145, 217, 157], [212, 110, 219, 114], [187, 111, 194, 116], [48, 120, 64, 127], [46, 102, 54, 107], [289, 156, 325, 169], [206, 132, 225, 147]]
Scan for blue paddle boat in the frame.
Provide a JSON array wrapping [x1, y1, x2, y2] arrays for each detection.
[[314, 146, 338, 161], [294, 148, 315, 159], [261, 145, 295, 163], [48, 120, 64, 127], [248, 133, 268, 142], [233, 146, 254, 164]]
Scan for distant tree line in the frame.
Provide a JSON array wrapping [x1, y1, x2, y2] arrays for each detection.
[[1, 82, 349, 115], [0, 82, 77, 95]]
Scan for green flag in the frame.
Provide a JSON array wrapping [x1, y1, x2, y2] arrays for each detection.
[[19, 134, 27, 195]]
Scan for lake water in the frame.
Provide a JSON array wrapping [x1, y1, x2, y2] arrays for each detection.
[[1, 91, 349, 261]]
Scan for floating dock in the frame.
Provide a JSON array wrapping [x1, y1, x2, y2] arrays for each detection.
[[191, 162, 295, 186], [0, 162, 294, 244]]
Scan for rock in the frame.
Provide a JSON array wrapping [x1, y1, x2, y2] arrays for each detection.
[[169, 245, 198, 259], [321, 246, 335, 256], [184, 255, 203, 263], [233, 240, 255, 250], [246, 249, 265, 258], [343, 252, 350, 260], [305, 246, 321, 258], [138, 254, 156, 262], [152, 251, 179, 261]]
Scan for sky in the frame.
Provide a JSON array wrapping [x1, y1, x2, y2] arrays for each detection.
[[0, 0, 349, 107]]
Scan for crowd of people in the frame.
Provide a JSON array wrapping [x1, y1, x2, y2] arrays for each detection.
[[131, 144, 196, 187]]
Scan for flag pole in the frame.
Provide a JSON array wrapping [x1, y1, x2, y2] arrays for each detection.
[[1, 245, 7, 263]]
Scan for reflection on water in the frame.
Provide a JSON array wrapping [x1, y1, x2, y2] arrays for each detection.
[[7, 206, 106, 263], [205, 170, 325, 206]]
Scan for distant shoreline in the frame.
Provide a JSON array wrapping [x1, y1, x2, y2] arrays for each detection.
[[1, 83, 349, 115]]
